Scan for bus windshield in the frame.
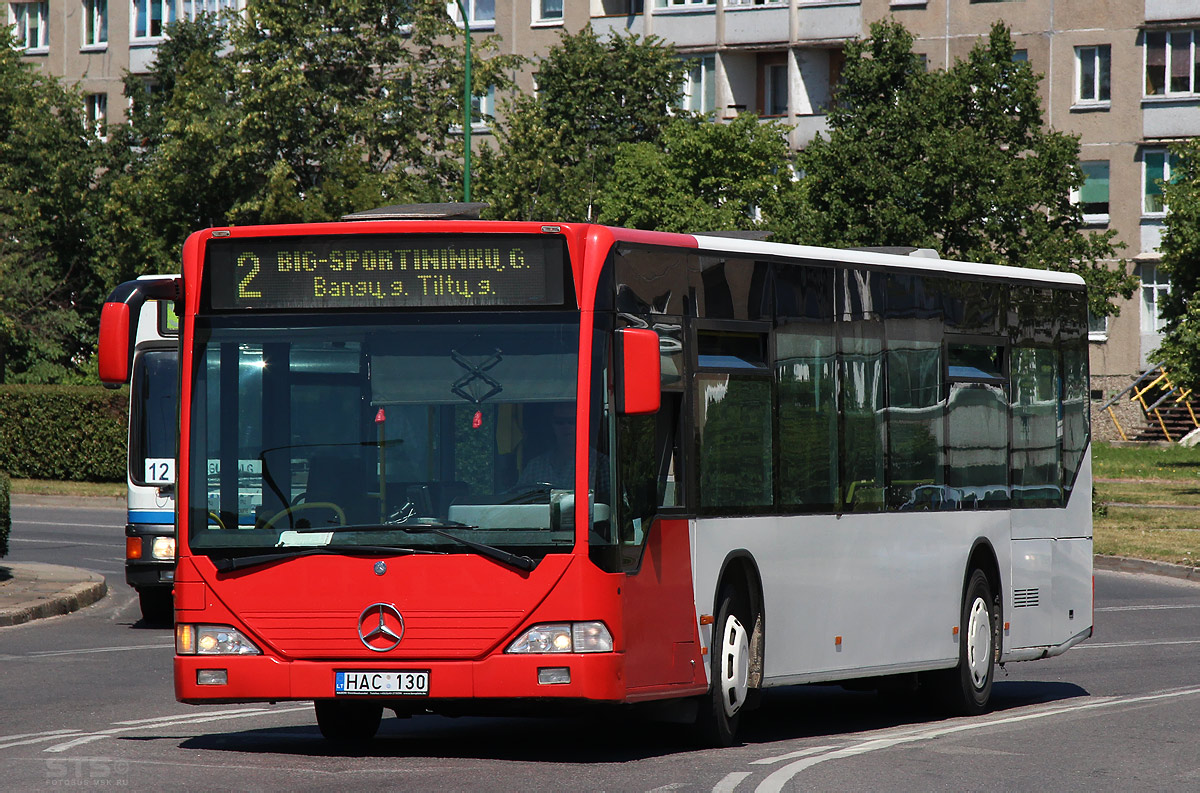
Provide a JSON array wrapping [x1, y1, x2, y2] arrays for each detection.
[[188, 313, 596, 561], [130, 349, 179, 484]]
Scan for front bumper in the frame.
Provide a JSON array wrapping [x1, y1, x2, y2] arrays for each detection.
[[176, 652, 629, 706], [125, 522, 175, 590]]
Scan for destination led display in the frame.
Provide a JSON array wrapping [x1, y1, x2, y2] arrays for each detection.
[[206, 235, 565, 310]]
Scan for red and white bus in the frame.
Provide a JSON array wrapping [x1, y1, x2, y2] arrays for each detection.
[[98, 212, 1092, 745]]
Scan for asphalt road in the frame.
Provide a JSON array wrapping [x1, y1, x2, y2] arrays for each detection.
[[2, 503, 1199, 791]]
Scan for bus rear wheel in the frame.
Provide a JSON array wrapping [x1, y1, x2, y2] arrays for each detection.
[[696, 585, 752, 747], [932, 568, 999, 716], [314, 700, 383, 743]]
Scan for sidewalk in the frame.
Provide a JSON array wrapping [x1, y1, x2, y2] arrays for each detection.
[[0, 562, 108, 627]]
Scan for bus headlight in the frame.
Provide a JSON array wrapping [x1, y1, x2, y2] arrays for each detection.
[[151, 536, 176, 560], [506, 622, 613, 654], [176, 624, 261, 656]]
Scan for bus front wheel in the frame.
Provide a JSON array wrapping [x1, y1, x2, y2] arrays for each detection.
[[696, 585, 751, 747], [932, 568, 999, 716], [314, 700, 383, 743]]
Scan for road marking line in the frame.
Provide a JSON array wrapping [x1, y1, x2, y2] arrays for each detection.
[[1097, 604, 1200, 612], [113, 707, 270, 726], [712, 772, 752, 793], [748, 687, 1200, 793], [750, 744, 839, 765], [12, 522, 120, 530], [10, 537, 118, 548], [0, 730, 86, 750], [41, 706, 313, 752], [26, 643, 173, 658], [1077, 638, 1200, 650]]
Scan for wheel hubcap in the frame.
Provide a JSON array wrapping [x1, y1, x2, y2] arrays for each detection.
[[965, 596, 992, 689], [719, 614, 750, 718]]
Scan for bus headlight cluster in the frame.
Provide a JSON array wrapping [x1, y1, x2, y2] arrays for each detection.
[[506, 622, 613, 654], [176, 624, 262, 656], [151, 536, 176, 560]]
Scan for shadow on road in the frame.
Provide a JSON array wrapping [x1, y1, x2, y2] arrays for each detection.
[[172, 678, 1090, 762]]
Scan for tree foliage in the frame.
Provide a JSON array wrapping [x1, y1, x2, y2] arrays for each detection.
[[790, 20, 1134, 317], [476, 26, 687, 221], [1151, 139, 1200, 387], [0, 37, 105, 383], [94, 0, 521, 283], [598, 114, 800, 233]]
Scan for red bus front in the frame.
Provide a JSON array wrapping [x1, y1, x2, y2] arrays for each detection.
[[155, 222, 705, 730]]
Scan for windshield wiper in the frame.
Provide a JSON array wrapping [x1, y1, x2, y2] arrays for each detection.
[[294, 522, 537, 573], [211, 544, 440, 573]]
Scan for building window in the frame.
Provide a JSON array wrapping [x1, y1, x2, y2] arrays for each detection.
[[1076, 45, 1111, 105], [1145, 30, 1200, 96], [86, 93, 108, 137], [1144, 148, 1179, 215], [182, 0, 239, 21], [758, 53, 788, 117], [83, 0, 108, 48], [681, 54, 716, 115], [533, 0, 562, 23], [1087, 311, 1109, 341], [727, 0, 786, 6], [1075, 160, 1110, 224], [132, 0, 175, 40], [471, 85, 495, 129], [449, 0, 494, 28], [654, 0, 713, 8], [1139, 264, 1170, 334], [1012, 50, 1028, 63], [10, 2, 50, 52]]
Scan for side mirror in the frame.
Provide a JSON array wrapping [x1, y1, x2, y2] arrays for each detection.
[[98, 301, 133, 385], [97, 277, 182, 387], [615, 328, 661, 415]]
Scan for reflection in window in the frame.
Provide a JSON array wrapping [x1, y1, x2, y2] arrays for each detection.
[[887, 340, 944, 509], [840, 329, 885, 512], [1011, 346, 1061, 506], [696, 374, 772, 510], [946, 383, 1009, 506], [777, 326, 837, 510]]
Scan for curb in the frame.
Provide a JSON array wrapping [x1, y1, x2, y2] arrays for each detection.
[[0, 563, 109, 627], [1094, 554, 1200, 582]]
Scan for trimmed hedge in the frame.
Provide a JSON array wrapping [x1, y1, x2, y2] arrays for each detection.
[[0, 385, 128, 482], [0, 471, 9, 558]]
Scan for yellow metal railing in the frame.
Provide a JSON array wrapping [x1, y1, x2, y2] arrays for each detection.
[[1102, 364, 1200, 442]]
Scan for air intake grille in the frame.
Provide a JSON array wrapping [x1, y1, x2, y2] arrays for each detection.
[[1013, 588, 1040, 608]]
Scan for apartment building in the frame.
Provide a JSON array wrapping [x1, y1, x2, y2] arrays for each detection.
[[10, 0, 1195, 427]]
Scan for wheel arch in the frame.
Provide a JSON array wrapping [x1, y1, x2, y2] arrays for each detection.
[[711, 550, 766, 688], [964, 538, 1003, 624]]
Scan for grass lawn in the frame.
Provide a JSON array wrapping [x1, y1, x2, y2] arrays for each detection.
[[1094, 442, 1200, 567], [11, 478, 124, 498]]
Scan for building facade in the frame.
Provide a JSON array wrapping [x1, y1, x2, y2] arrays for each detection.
[[10, 0, 1197, 433]]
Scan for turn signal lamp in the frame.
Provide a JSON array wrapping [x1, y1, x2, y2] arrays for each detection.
[[176, 624, 261, 656], [126, 537, 143, 560]]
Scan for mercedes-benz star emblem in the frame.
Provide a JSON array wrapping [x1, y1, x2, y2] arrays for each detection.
[[357, 603, 405, 652]]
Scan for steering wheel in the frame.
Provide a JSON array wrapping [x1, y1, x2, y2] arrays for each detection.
[[261, 501, 347, 531]]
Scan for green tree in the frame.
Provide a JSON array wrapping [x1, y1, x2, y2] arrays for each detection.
[[597, 114, 800, 233], [791, 20, 1134, 318], [476, 26, 688, 221], [95, 1, 521, 286], [1151, 139, 1200, 387], [0, 36, 105, 383]]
